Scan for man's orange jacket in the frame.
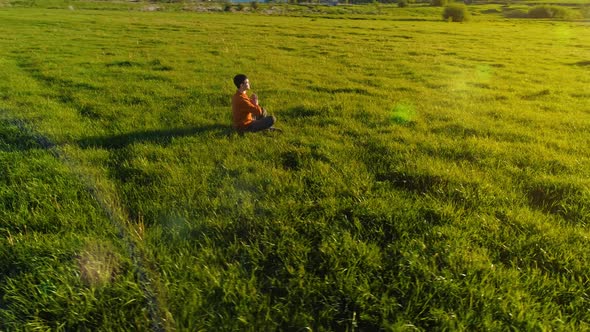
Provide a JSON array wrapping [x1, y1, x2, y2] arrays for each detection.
[[232, 92, 263, 130]]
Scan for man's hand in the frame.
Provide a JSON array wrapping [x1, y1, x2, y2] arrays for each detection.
[[250, 93, 259, 106]]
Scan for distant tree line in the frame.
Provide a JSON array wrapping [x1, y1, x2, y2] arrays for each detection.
[[273, 0, 430, 4], [219, 0, 433, 5], [155, 0, 440, 5]]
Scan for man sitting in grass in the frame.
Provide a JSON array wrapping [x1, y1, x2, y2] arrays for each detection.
[[232, 74, 277, 133]]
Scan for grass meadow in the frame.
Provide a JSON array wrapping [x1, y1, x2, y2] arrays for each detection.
[[1, 2, 589, 330]]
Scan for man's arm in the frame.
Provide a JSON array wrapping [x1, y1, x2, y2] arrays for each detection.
[[241, 94, 263, 117]]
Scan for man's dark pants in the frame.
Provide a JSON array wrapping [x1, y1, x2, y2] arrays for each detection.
[[245, 108, 276, 132]]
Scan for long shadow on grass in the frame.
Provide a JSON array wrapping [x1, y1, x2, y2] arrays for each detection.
[[0, 118, 55, 152], [77, 124, 230, 149]]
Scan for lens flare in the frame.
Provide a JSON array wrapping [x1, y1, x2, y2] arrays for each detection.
[[77, 241, 119, 287], [390, 103, 415, 124]]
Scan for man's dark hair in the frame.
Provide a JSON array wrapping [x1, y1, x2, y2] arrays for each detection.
[[233, 74, 247, 89]]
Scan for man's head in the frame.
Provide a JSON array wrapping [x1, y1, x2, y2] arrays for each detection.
[[233, 74, 249, 90]]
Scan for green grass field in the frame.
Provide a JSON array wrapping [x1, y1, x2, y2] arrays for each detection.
[[1, 1, 589, 330]]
